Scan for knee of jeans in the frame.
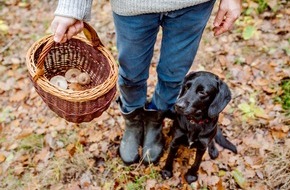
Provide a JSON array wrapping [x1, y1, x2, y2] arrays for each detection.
[[163, 80, 182, 89], [157, 64, 190, 83], [118, 74, 147, 87], [156, 73, 183, 88]]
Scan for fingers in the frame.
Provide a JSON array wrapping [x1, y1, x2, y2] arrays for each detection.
[[66, 21, 84, 40], [213, 11, 240, 36], [54, 23, 69, 43], [214, 14, 236, 36], [213, 9, 226, 28], [213, 0, 241, 36], [50, 16, 80, 43]]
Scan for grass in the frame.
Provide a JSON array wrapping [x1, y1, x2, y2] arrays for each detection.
[[280, 79, 290, 115], [37, 146, 96, 189], [275, 78, 290, 116], [17, 134, 44, 153], [126, 166, 160, 190], [264, 142, 290, 189]]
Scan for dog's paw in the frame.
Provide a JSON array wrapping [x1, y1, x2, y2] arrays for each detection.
[[161, 169, 173, 180], [208, 147, 219, 159], [185, 172, 198, 184]]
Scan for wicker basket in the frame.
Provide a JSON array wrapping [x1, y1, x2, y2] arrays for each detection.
[[26, 22, 118, 123]]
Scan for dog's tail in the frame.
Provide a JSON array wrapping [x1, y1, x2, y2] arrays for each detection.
[[215, 127, 237, 154]]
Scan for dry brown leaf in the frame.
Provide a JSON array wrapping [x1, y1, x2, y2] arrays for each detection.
[[80, 171, 92, 188], [18, 154, 30, 162], [146, 179, 157, 190], [217, 179, 225, 190], [254, 78, 269, 86], [66, 144, 76, 156], [55, 149, 70, 158], [244, 156, 254, 166], [9, 90, 28, 102], [207, 175, 220, 186], [256, 170, 264, 179], [220, 117, 231, 126], [88, 143, 99, 152], [245, 168, 256, 178], [262, 86, 277, 94], [0, 153, 6, 163], [88, 131, 103, 143], [10, 119, 20, 128], [201, 161, 217, 175], [14, 164, 24, 176], [271, 130, 287, 139], [167, 171, 181, 187], [281, 125, 289, 133], [33, 147, 50, 163], [16, 131, 32, 140]]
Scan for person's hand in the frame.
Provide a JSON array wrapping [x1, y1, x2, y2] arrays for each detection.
[[213, 0, 241, 36], [51, 16, 84, 43]]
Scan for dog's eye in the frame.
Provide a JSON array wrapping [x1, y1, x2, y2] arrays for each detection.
[[196, 86, 204, 93], [196, 86, 207, 97], [184, 83, 191, 90]]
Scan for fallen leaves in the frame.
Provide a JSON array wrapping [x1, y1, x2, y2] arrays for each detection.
[[9, 90, 29, 102], [0, 0, 289, 189]]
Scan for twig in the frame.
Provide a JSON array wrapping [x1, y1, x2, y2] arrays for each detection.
[[0, 37, 18, 54]]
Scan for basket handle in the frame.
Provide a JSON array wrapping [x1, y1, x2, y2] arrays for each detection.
[[33, 22, 103, 81]]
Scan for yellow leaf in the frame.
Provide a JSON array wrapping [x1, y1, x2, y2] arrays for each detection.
[[0, 20, 8, 34], [231, 169, 248, 189]]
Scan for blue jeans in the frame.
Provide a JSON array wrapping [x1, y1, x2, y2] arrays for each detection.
[[113, 0, 216, 113]]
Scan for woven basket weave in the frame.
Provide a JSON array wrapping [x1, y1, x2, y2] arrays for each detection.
[[26, 23, 118, 123]]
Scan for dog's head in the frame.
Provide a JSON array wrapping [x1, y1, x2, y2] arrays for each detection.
[[175, 71, 231, 121]]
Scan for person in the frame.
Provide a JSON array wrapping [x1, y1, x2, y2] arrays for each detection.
[[51, 0, 241, 165]]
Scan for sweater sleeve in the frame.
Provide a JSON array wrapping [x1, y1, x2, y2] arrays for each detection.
[[54, 0, 93, 21]]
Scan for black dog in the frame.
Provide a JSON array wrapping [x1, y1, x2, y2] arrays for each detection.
[[161, 71, 237, 184]]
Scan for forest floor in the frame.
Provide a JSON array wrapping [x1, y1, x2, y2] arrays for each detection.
[[0, 0, 289, 189]]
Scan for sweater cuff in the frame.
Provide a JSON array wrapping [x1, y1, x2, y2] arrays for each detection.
[[54, 0, 93, 21]]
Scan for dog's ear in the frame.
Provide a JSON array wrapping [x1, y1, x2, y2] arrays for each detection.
[[208, 81, 231, 118]]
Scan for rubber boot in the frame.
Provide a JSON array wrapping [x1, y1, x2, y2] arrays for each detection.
[[142, 108, 165, 164], [118, 100, 144, 165]]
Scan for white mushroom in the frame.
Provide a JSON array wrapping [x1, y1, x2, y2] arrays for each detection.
[[77, 72, 91, 85], [65, 68, 82, 83], [50, 75, 68, 90]]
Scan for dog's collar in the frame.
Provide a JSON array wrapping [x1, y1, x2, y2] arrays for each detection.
[[189, 118, 210, 125]]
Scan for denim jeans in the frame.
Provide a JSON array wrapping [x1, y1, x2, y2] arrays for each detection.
[[113, 0, 216, 113]]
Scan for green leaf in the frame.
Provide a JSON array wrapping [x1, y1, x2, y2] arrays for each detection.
[[238, 103, 252, 114], [242, 26, 256, 40], [231, 169, 247, 189]]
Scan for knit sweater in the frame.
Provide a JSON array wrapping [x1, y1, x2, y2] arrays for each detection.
[[54, 0, 210, 21]]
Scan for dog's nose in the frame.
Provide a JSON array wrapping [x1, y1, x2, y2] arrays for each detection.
[[175, 102, 185, 112]]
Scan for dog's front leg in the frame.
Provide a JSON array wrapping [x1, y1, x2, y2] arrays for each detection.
[[161, 128, 185, 180], [184, 148, 206, 184], [160, 141, 179, 179]]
